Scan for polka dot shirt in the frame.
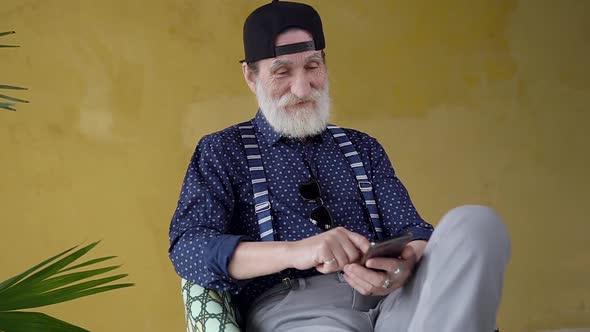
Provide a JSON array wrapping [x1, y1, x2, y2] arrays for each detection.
[[168, 111, 434, 315]]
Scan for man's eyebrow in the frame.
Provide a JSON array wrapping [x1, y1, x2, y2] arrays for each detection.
[[305, 53, 324, 62], [270, 60, 292, 71]]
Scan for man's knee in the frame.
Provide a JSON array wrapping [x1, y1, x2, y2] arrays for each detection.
[[438, 205, 511, 261]]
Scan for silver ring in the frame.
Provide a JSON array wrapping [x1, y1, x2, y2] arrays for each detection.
[[324, 258, 336, 265], [393, 267, 402, 276], [382, 276, 393, 289]]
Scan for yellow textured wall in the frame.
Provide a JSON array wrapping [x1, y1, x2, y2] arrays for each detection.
[[1, 0, 589, 331]]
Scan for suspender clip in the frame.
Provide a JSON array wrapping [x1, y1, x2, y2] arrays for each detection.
[[358, 180, 373, 192], [255, 201, 271, 214]]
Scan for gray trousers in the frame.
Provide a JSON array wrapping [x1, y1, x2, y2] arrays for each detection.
[[245, 205, 511, 332]]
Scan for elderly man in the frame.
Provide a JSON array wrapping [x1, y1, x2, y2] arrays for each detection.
[[168, 1, 511, 331]]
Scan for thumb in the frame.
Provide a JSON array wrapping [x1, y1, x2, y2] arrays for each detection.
[[401, 244, 417, 262]]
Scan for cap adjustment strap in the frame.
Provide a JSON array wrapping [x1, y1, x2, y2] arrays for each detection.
[[275, 41, 316, 57]]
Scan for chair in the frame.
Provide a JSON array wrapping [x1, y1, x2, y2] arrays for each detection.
[[181, 278, 240, 332]]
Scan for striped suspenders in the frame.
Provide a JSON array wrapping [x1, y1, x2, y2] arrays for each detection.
[[238, 120, 385, 241], [238, 122, 275, 242], [327, 125, 385, 240]]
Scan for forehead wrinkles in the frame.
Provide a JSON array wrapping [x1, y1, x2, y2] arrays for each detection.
[[267, 51, 324, 71]]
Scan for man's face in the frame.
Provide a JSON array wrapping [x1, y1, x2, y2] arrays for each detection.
[[245, 29, 330, 138]]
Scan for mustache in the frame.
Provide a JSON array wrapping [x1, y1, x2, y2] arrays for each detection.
[[277, 89, 322, 108]]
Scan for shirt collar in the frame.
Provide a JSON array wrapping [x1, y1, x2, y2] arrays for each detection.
[[254, 109, 327, 146]]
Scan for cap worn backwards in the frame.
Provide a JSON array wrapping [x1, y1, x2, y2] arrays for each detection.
[[241, 0, 325, 63]]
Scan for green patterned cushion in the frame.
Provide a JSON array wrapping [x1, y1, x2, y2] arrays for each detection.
[[181, 279, 241, 332]]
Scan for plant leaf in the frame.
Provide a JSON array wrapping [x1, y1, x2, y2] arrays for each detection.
[[13, 242, 100, 289], [48, 282, 135, 303], [0, 311, 88, 332], [0, 85, 27, 90], [0, 103, 16, 111], [59, 256, 116, 273], [0, 246, 77, 294], [31, 266, 122, 295], [0, 282, 135, 311], [0, 31, 16, 37], [47, 266, 121, 287], [0, 274, 132, 311], [2, 265, 121, 297], [0, 242, 134, 316], [42, 282, 136, 306], [0, 94, 28, 103], [43, 274, 128, 296]]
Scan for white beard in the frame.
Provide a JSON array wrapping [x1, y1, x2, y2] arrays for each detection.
[[256, 81, 331, 139]]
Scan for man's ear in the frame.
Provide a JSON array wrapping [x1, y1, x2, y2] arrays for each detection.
[[242, 63, 257, 93]]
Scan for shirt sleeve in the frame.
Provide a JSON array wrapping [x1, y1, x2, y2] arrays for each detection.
[[366, 137, 434, 242], [168, 134, 253, 293]]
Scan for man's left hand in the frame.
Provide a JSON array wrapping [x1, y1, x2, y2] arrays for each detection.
[[342, 244, 418, 296]]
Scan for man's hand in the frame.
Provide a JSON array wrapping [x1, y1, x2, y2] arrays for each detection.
[[342, 244, 418, 296], [288, 227, 371, 274]]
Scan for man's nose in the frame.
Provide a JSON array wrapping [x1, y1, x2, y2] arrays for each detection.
[[290, 73, 312, 99]]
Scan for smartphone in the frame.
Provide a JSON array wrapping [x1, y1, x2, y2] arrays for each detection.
[[360, 232, 413, 265]]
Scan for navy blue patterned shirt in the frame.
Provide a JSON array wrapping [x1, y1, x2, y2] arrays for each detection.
[[168, 111, 434, 315]]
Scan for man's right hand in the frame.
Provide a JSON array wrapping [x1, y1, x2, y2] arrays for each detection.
[[288, 227, 371, 274]]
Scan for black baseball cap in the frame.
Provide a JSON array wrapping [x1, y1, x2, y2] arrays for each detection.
[[241, 0, 325, 63]]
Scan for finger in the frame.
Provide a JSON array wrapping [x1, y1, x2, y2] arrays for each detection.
[[329, 243, 349, 270], [343, 273, 374, 296], [344, 263, 386, 290], [366, 257, 412, 288], [333, 228, 364, 262], [316, 264, 331, 274], [343, 268, 376, 296], [365, 257, 399, 272], [314, 241, 333, 265], [340, 237, 363, 263], [313, 240, 337, 273], [399, 247, 417, 278], [316, 255, 337, 274], [401, 245, 417, 263], [345, 231, 371, 253]]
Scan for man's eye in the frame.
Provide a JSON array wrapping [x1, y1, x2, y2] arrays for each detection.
[[306, 63, 320, 70], [275, 70, 289, 76]]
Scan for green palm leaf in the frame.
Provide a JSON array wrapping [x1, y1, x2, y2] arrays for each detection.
[[0, 246, 76, 293], [0, 30, 17, 47], [0, 242, 134, 329], [59, 256, 116, 274], [2, 282, 134, 312], [0, 312, 88, 332], [0, 85, 27, 90], [1, 31, 27, 112], [0, 94, 28, 103], [13, 242, 101, 288], [1, 266, 121, 298], [0, 103, 16, 111]]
